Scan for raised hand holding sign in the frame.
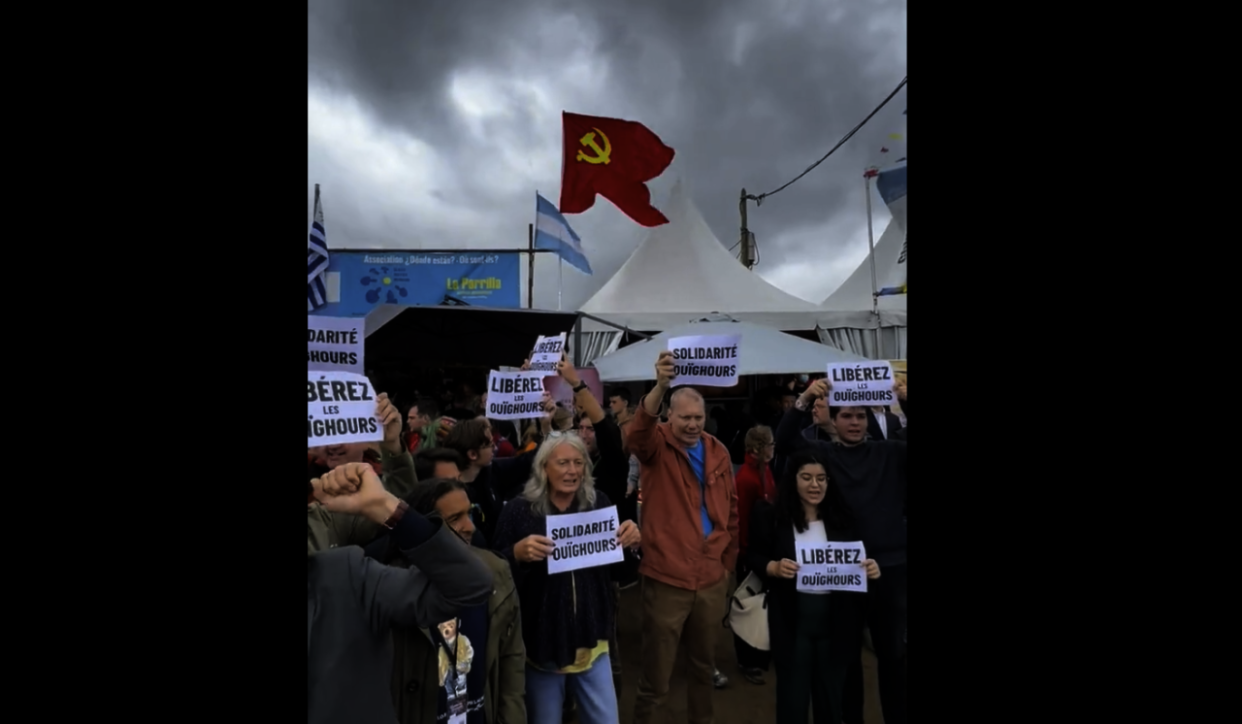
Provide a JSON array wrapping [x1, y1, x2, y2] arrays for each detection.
[[556, 352, 582, 388], [799, 379, 829, 407], [654, 351, 676, 386], [376, 392, 403, 454]]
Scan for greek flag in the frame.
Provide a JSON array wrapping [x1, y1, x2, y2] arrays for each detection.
[[308, 186, 329, 311], [534, 193, 592, 275]]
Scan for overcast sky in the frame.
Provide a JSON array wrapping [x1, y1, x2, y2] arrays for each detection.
[[308, 0, 906, 310]]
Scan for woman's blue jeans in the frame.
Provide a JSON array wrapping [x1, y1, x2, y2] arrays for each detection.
[[526, 652, 620, 724]]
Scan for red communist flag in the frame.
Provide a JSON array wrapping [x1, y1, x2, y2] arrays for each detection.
[[559, 112, 675, 227]]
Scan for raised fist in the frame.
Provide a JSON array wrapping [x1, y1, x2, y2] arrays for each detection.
[[654, 351, 676, 386]]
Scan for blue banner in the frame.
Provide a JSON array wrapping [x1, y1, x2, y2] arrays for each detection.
[[310, 251, 522, 317]]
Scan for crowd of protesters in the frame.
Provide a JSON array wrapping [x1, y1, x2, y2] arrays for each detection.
[[308, 351, 907, 724]]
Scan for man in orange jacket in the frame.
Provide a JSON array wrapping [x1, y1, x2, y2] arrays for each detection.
[[629, 351, 739, 724]]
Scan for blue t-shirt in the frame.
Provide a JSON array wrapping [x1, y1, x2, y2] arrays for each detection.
[[432, 602, 489, 724], [685, 439, 713, 538]]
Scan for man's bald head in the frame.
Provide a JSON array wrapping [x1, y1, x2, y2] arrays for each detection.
[[669, 386, 704, 412]]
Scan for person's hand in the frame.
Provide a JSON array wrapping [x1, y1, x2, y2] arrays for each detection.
[[376, 392, 402, 453], [514, 534, 555, 563], [556, 353, 581, 387], [894, 377, 906, 401], [314, 463, 398, 523], [435, 416, 457, 442], [800, 378, 829, 405], [520, 358, 532, 371], [768, 558, 800, 579], [863, 558, 881, 580], [654, 351, 676, 387], [318, 464, 365, 497], [618, 520, 641, 549]]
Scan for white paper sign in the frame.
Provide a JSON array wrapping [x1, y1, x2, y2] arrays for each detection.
[[486, 370, 548, 420], [308, 316, 364, 374], [307, 371, 383, 448], [826, 361, 896, 407], [667, 334, 741, 387], [794, 540, 868, 593], [547, 505, 625, 574], [528, 333, 567, 373]]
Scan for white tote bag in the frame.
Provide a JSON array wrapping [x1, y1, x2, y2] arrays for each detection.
[[726, 571, 769, 651]]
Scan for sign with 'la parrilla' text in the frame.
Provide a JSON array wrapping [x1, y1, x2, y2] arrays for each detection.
[[667, 334, 741, 387], [307, 371, 384, 448], [308, 316, 364, 374], [793, 539, 868, 593], [546, 505, 625, 575], [825, 361, 896, 406]]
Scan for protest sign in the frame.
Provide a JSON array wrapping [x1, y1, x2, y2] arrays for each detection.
[[486, 370, 549, 420], [528, 333, 568, 373], [307, 370, 383, 448], [547, 505, 625, 575], [308, 316, 364, 374], [667, 334, 741, 387], [794, 539, 868, 593], [543, 368, 603, 409], [825, 361, 896, 406]]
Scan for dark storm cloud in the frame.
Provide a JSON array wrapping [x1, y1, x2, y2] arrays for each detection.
[[308, 0, 906, 305]]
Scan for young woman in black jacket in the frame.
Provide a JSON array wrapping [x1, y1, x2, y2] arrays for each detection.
[[746, 450, 881, 724]]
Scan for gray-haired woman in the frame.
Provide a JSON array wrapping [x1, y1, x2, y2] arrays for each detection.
[[493, 433, 641, 724]]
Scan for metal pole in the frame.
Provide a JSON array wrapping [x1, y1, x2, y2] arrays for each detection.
[[739, 188, 752, 269], [573, 314, 584, 367], [557, 257, 563, 311], [527, 223, 534, 309], [864, 172, 881, 359]]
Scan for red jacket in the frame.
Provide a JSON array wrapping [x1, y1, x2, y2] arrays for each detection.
[[628, 402, 738, 590], [734, 453, 775, 557], [494, 437, 517, 458]]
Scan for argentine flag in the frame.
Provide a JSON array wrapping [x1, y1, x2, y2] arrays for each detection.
[[535, 193, 592, 275]]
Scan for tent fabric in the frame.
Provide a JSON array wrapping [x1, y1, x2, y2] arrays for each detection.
[[578, 181, 824, 332], [816, 219, 907, 328], [816, 326, 907, 360], [365, 304, 625, 366], [590, 320, 868, 382], [815, 216, 907, 359]]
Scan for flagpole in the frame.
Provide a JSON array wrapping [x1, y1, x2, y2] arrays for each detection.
[[864, 171, 881, 359], [557, 255, 564, 311], [530, 190, 538, 309]]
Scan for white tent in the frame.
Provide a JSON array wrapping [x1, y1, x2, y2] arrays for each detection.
[[591, 320, 867, 382], [578, 181, 824, 355], [816, 218, 907, 359]]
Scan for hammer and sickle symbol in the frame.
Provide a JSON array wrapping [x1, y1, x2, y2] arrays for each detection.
[[576, 128, 611, 164]]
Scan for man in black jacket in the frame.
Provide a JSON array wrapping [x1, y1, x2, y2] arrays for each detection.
[[442, 418, 536, 547], [775, 378, 907, 724], [308, 462, 492, 724]]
